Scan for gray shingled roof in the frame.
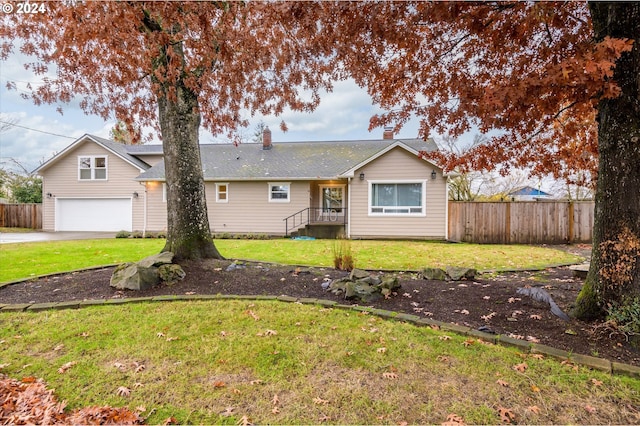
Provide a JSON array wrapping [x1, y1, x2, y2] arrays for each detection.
[[87, 135, 153, 171], [135, 138, 438, 181]]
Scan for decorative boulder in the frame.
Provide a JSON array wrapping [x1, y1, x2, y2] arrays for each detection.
[[446, 266, 477, 281], [110, 252, 177, 291], [327, 271, 400, 303], [158, 263, 186, 284], [419, 267, 449, 281], [138, 251, 175, 268], [349, 268, 370, 280]]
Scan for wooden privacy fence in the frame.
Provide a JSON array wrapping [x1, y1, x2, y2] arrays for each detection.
[[0, 203, 42, 229], [448, 201, 594, 244]]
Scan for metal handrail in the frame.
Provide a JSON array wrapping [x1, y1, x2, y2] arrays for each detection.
[[284, 207, 348, 236]]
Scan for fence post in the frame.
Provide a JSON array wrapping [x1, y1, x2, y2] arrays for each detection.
[[568, 201, 575, 244], [505, 202, 511, 244]]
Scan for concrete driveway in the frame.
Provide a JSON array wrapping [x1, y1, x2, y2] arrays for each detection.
[[0, 231, 116, 244]]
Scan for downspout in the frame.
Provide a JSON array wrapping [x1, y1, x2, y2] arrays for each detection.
[[444, 174, 449, 240], [142, 182, 147, 237], [347, 177, 352, 238]]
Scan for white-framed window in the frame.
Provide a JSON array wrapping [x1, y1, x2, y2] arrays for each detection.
[[78, 156, 107, 180], [369, 180, 426, 216], [216, 183, 229, 203], [268, 182, 290, 202]]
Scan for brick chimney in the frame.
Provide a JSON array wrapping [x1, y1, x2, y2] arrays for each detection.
[[383, 127, 394, 140], [262, 126, 272, 150]]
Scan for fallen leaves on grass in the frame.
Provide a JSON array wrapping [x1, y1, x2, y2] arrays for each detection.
[[496, 379, 510, 387], [0, 374, 142, 424], [237, 414, 252, 426], [220, 407, 235, 417], [313, 397, 329, 405], [57, 361, 77, 374], [497, 406, 516, 423], [382, 372, 398, 379], [513, 362, 528, 373], [116, 386, 131, 397], [527, 405, 541, 414], [245, 310, 260, 321], [441, 413, 465, 425]]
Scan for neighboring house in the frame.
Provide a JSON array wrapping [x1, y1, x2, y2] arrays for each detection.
[[508, 186, 554, 201], [34, 129, 450, 239]]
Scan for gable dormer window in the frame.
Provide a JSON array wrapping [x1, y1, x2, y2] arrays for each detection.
[[78, 156, 107, 180]]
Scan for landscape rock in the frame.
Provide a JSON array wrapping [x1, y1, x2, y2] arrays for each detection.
[[110, 252, 182, 291], [446, 266, 477, 281], [137, 251, 174, 268], [349, 268, 370, 280], [226, 261, 246, 272], [110, 262, 160, 291], [419, 267, 449, 281], [327, 271, 400, 303], [158, 263, 186, 284]]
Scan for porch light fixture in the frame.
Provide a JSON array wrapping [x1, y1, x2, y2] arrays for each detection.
[[133, 191, 139, 198], [359, 172, 365, 181], [46, 192, 53, 198], [431, 170, 437, 180]]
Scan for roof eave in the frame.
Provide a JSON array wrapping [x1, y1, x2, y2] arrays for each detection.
[[33, 134, 148, 175]]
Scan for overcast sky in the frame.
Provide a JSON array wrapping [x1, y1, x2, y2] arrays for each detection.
[[0, 48, 427, 173]]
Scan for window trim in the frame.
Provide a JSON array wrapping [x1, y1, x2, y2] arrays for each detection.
[[368, 180, 426, 217], [78, 155, 108, 181], [268, 182, 291, 203], [216, 183, 229, 203]]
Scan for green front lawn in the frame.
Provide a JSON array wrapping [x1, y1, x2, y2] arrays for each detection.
[[1, 301, 637, 425], [0, 238, 582, 284]]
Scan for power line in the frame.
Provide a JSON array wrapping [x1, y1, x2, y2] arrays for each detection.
[[0, 119, 75, 139]]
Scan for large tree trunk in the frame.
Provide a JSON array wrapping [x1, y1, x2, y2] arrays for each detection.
[[574, 2, 640, 319], [157, 82, 224, 261]]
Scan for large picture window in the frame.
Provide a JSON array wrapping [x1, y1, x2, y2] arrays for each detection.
[[78, 156, 107, 180], [369, 181, 425, 215]]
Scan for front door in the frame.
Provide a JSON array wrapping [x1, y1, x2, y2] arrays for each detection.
[[318, 185, 345, 222]]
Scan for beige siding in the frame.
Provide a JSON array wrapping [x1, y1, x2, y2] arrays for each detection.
[[39, 142, 145, 231], [349, 147, 447, 239], [143, 181, 168, 231], [206, 181, 310, 235], [136, 154, 164, 167]]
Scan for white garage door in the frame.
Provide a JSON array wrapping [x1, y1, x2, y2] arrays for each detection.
[[56, 198, 132, 232]]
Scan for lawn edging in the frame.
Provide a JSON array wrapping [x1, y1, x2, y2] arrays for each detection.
[[2, 294, 638, 379]]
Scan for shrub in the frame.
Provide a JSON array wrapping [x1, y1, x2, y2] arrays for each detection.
[[607, 297, 640, 334], [115, 230, 131, 239], [131, 231, 144, 239], [332, 238, 354, 271]]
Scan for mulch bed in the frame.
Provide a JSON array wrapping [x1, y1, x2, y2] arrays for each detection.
[[2, 256, 639, 367]]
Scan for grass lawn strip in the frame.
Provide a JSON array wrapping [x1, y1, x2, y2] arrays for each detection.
[[1, 300, 639, 425], [0, 239, 582, 284]]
